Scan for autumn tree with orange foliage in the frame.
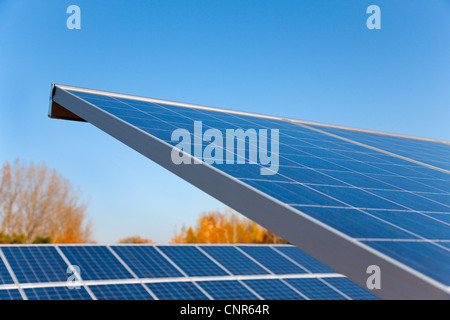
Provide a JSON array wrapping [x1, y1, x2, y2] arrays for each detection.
[[171, 209, 287, 244], [0, 159, 92, 243]]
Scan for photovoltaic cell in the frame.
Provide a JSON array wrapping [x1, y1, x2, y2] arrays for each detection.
[[285, 278, 345, 300], [199, 246, 270, 276], [24, 286, 92, 300], [324, 277, 380, 300], [308, 124, 450, 172], [1, 246, 69, 283], [59, 246, 133, 281], [237, 246, 306, 275], [362, 241, 450, 286], [196, 280, 259, 300], [273, 246, 336, 274], [145, 282, 209, 300], [0, 258, 14, 285], [242, 279, 305, 300], [0, 289, 22, 300], [157, 246, 228, 277], [88, 284, 154, 300], [111, 245, 184, 278], [295, 207, 419, 239]]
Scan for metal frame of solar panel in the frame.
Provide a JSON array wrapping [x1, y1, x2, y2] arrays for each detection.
[[0, 244, 373, 300], [47, 84, 450, 299]]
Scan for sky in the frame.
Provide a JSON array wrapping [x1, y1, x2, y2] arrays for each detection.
[[0, 0, 449, 243]]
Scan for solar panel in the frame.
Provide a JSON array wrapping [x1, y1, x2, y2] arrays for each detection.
[[199, 245, 270, 276], [242, 279, 305, 300], [307, 124, 450, 172], [323, 277, 380, 300], [1, 246, 69, 283], [59, 246, 134, 280], [157, 246, 228, 277], [48, 85, 450, 299], [195, 280, 259, 300], [111, 245, 184, 278], [0, 289, 22, 300], [237, 246, 306, 275], [88, 284, 154, 300], [0, 257, 14, 285], [145, 281, 209, 300], [285, 278, 346, 300], [24, 286, 92, 300], [273, 246, 336, 274], [0, 244, 374, 300]]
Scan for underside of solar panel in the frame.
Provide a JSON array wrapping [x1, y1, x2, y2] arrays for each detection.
[[46, 84, 450, 300]]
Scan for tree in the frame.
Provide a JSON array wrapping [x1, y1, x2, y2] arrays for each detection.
[[0, 159, 92, 243], [118, 236, 156, 244], [171, 208, 288, 244], [0, 232, 26, 244]]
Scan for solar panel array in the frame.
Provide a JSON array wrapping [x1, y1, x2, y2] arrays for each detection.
[[0, 245, 376, 300], [48, 85, 450, 299]]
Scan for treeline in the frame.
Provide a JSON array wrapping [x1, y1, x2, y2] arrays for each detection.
[[0, 159, 92, 243], [171, 209, 288, 244]]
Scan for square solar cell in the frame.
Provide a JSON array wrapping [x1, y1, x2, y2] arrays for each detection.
[[273, 246, 336, 274], [88, 283, 154, 300], [296, 207, 420, 239], [1, 246, 69, 283], [243, 180, 345, 207], [196, 280, 259, 300], [111, 246, 184, 278], [242, 279, 305, 300], [0, 289, 22, 300], [365, 210, 450, 240], [324, 277, 379, 300], [24, 286, 92, 300], [285, 278, 346, 300], [199, 246, 270, 276], [145, 281, 209, 300], [157, 246, 228, 277], [319, 171, 400, 190], [237, 246, 306, 275], [368, 190, 450, 212], [0, 256, 14, 285], [309, 185, 404, 210], [59, 246, 134, 281]]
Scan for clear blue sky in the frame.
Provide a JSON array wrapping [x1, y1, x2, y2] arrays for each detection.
[[1, 0, 449, 243]]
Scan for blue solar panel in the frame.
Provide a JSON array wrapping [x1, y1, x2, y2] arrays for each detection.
[[24, 286, 92, 300], [145, 282, 209, 300], [273, 246, 335, 274], [308, 125, 450, 172], [0, 289, 22, 300], [285, 278, 346, 300], [50, 86, 450, 298], [196, 280, 259, 300], [324, 277, 380, 300], [242, 279, 305, 300], [237, 246, 306, 275], [0, 257, 14, 285], [157, 246, 228, 277], [199, 246, 270, 276], [88, 284, 154, 300], [296, 207, 420, 239], [1, 246, 69, 283], [111, 246, 184, 278], [362, 241, 450, 286], [59, 246, 133, 281]]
